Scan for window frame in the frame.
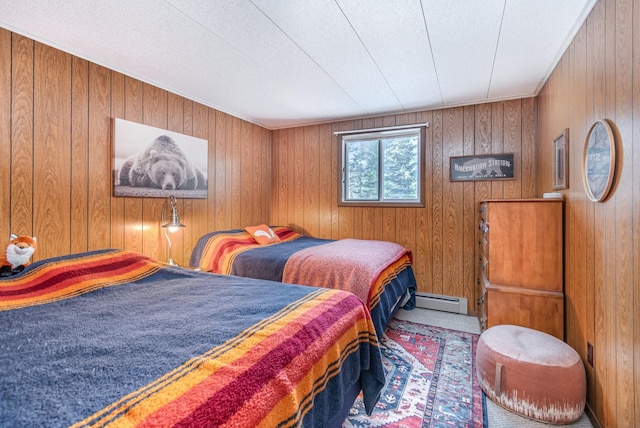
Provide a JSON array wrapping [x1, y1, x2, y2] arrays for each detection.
[[337, 126, 426, 207]]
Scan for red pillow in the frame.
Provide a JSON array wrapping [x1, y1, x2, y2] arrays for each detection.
[[245, 224, 282, 245]]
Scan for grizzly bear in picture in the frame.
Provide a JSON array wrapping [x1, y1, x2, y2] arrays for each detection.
[[119, 135, 207, 190]]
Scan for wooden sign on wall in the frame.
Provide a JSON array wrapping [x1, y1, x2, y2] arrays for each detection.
[[449, 153, 515, 181]]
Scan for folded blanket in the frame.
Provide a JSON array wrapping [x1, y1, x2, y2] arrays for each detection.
[[282, 239, 410, 304]]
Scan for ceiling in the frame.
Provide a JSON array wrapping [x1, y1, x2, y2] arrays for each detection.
[[0, 0, 596, 130]]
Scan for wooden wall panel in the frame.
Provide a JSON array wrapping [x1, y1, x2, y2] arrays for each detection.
[[271, 128, 285, 228], [10, 34, 34, 239], [71, 57, 90, 253], [318, 123, 333, 238], [0, 29, 10, 240], [503, 101, 523, 198], [271, 98, 537, 313], [536, 0, 639, 425], [123, 76, 144, 254], [582, 3, 597, 418], [3, 30, 271, 268], [431, 110, 444, 295], [303, 125, 320, 236], [240, 121, 253, 227], [489, 103, 503, 199], [462, 106, 477, 309], [613, 0, 634, 423], [214, 110, 228, 230], [442, 108, 464, 298], [633, 0, 640, 423], [88, 63, 112, 251], [602, 13, 617, 426], [186, 101, 210, 263], [34, 43, 72, 259], [110, 73, 126, 251]]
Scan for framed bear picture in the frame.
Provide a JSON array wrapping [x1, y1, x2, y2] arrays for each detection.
[[113, 118, 208, 199]]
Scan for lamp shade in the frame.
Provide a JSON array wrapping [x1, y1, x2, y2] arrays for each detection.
[[161, 195, 186, 266], [162, 196, 186, 232]]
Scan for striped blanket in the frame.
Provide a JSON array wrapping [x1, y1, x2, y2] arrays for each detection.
[[0, 249, 384, 427], [192, 226, 303, 275]]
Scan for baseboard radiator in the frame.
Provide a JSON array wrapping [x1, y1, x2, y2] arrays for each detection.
[[415, 292, 468, 315]]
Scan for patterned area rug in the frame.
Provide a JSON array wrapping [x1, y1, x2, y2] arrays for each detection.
[[343, 319, 486, 427]]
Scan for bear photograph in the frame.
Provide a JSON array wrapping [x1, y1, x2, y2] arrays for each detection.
[[113, 118, 208, 198]]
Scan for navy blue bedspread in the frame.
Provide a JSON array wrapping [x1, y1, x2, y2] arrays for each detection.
[[231, 235, 331, 281]]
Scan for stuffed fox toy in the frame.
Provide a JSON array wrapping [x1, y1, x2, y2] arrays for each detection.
[[0, 234, 37, 277]]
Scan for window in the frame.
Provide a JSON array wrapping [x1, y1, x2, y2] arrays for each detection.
[[338, 126, 425, 207]]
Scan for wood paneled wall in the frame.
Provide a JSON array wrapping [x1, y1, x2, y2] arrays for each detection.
[[0, 29, 271, 266], [537, 0, 638, 426], [271, 98, 537, 313]]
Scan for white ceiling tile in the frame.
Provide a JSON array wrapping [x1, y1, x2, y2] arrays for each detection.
[[252, 0, 403, 115], [167, 0, 367, 121], [0, 0, 597, 128], [337, 0, 442, 110], [489, 0, 597, 99], [422, 0, 505, 104]]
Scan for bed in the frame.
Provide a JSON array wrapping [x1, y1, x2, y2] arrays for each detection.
[[189, 226, 417, 338], [0, 249, 385, 427]]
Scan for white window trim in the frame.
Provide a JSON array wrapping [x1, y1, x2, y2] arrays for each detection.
[[337, 125, 426, 208]]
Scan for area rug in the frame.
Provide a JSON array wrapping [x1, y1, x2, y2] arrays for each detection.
[[343, 318, 486, 427]]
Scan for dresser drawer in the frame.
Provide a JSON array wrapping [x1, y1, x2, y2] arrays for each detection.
[[485, 284, 564, 340]]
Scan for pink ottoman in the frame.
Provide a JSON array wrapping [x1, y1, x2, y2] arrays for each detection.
[[476, 325, 586, 424]]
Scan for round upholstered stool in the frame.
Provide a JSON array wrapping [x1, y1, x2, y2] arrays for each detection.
[[476, 325, 586, 425]]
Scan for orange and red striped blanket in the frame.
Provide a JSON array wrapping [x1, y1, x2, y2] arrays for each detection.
[[0, 249, 384, 427], [191, 226, 302, 275]]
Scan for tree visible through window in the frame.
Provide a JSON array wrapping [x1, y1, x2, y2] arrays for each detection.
[[339, 127, 425, 207]]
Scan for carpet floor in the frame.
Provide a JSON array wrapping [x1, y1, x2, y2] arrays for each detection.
[[392, 308, 594, 428], [343, 317, 485, 427]]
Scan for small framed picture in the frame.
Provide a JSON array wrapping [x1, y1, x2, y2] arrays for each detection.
[[553, 128, 569, 190]]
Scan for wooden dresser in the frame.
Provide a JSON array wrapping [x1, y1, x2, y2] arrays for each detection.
[[478, 199, 564, 340]]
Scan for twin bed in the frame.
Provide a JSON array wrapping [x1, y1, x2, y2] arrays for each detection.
[[1, 228, 417, 426], [190, 226, 417, 337]]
